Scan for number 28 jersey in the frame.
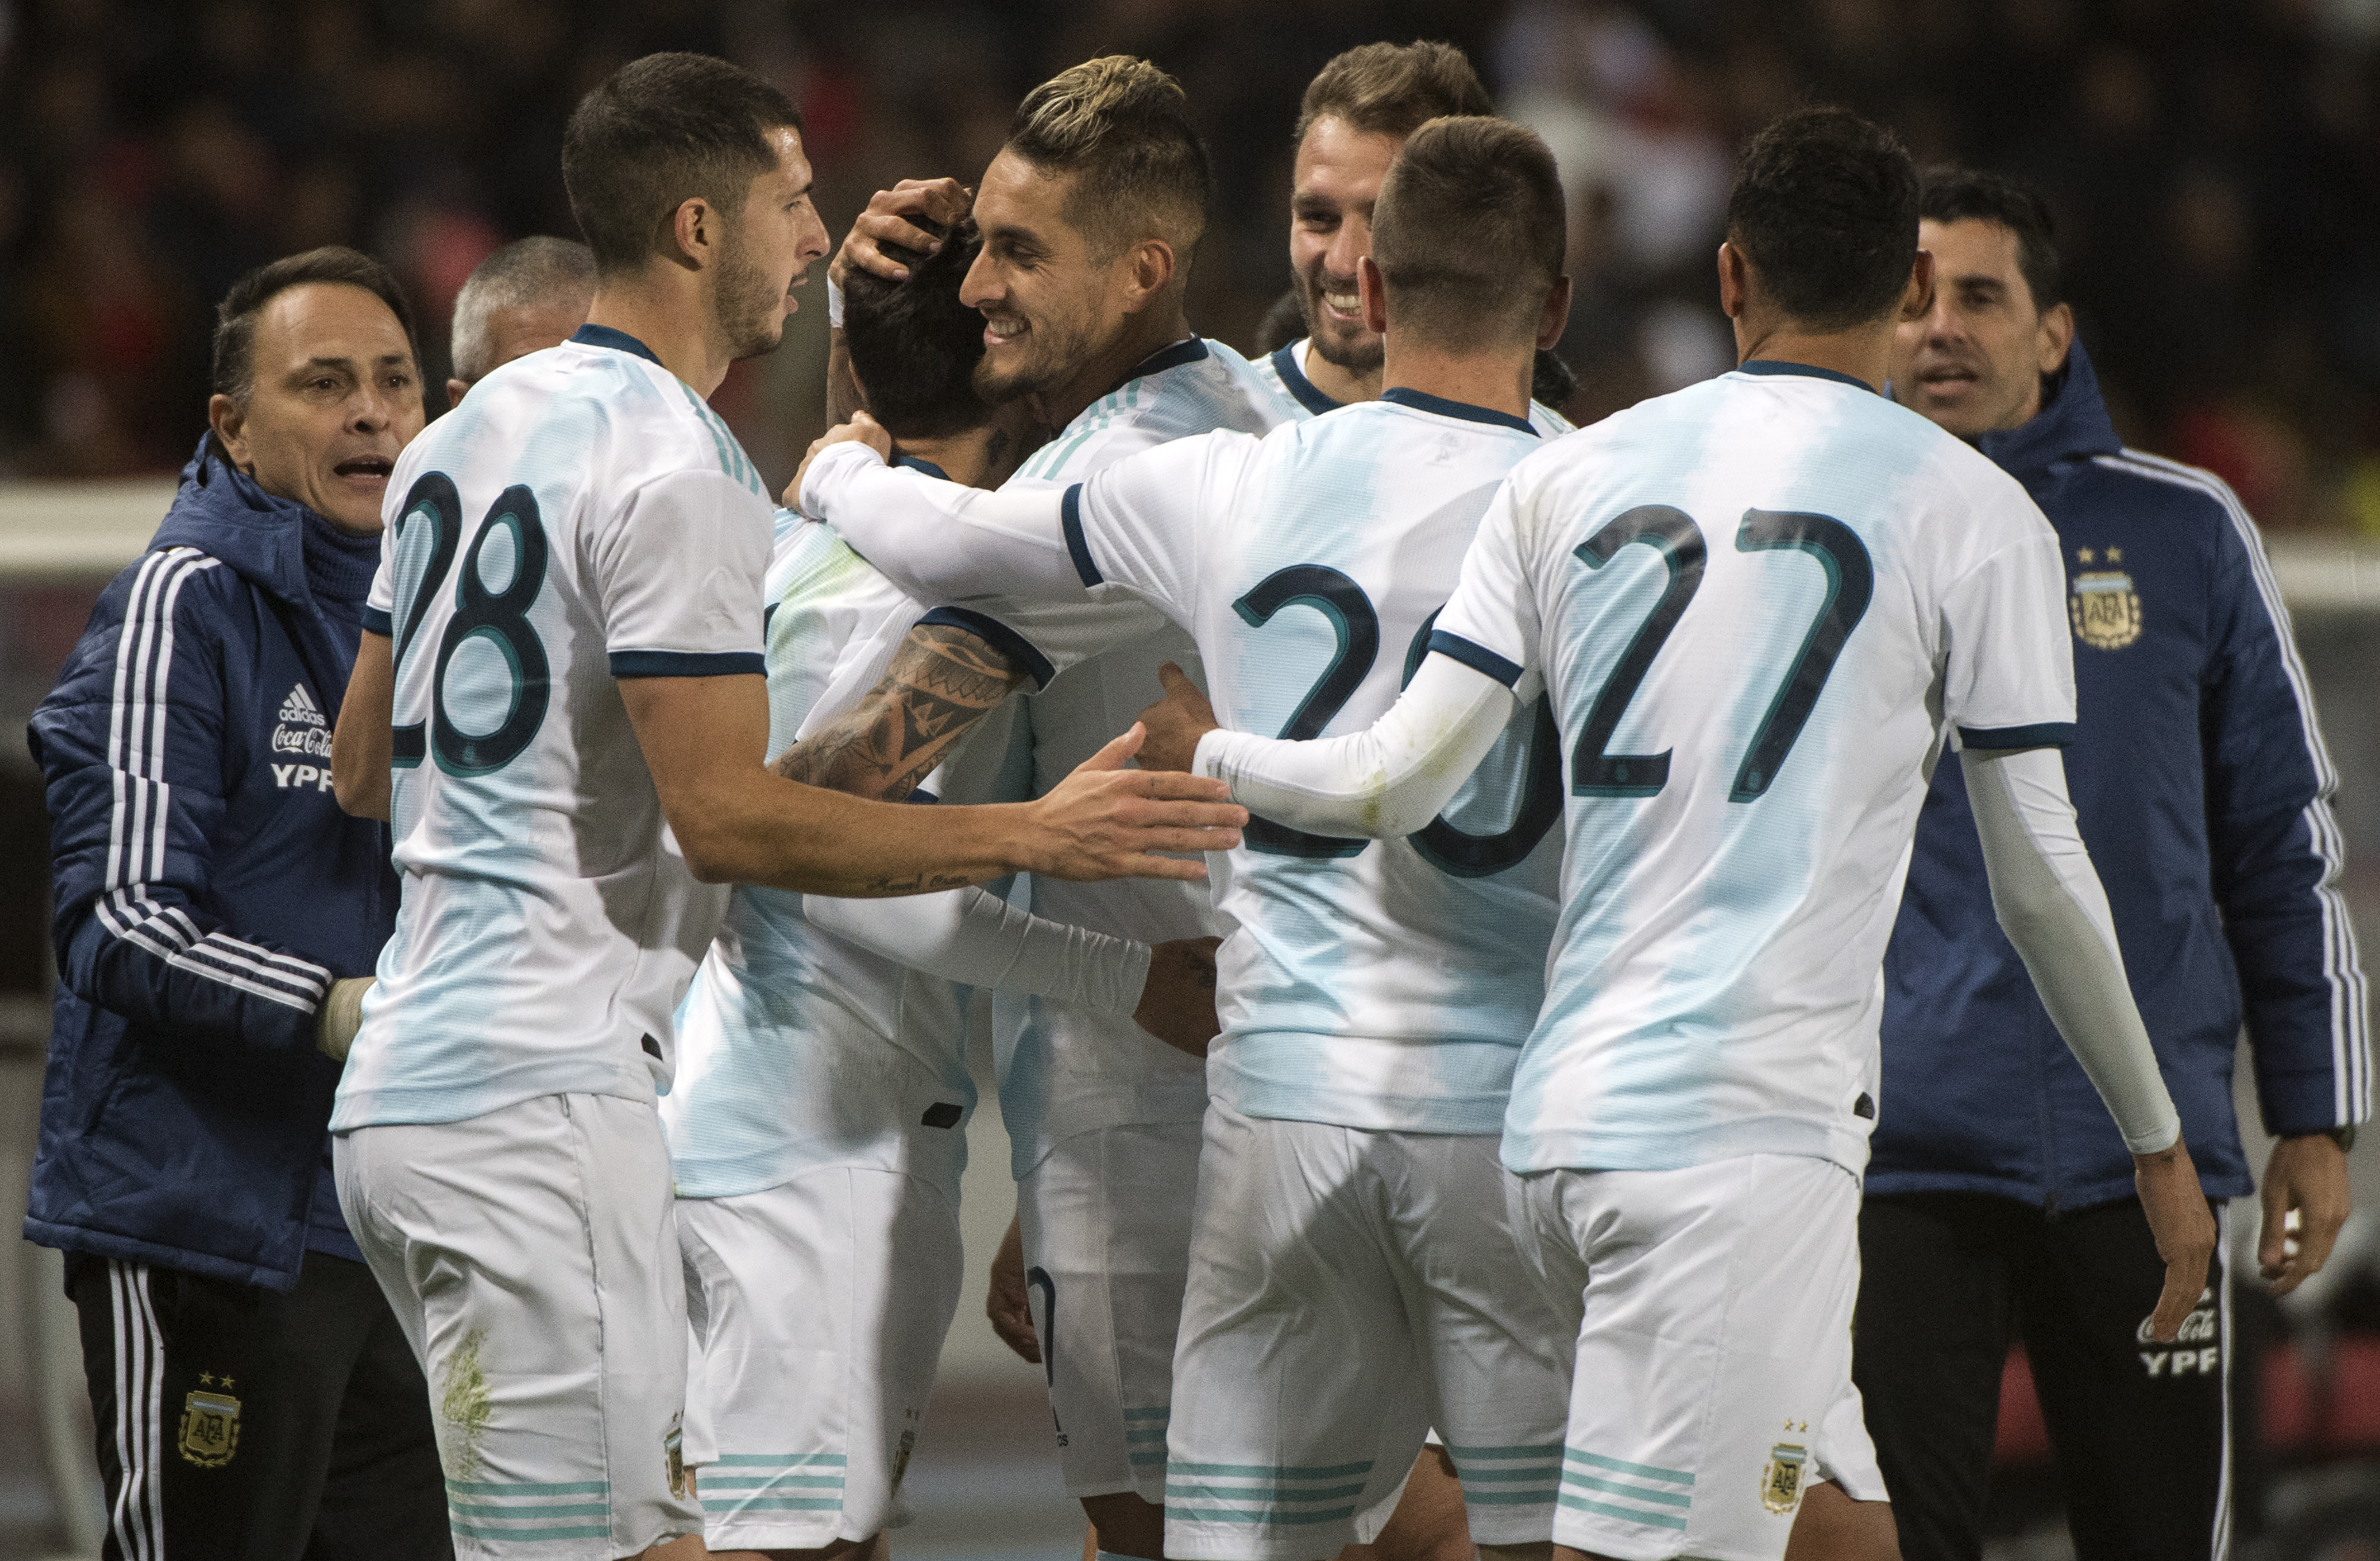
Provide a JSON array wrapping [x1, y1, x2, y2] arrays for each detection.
[[1430, 363, 2077, 1177], [332, 328, 772, 1131]]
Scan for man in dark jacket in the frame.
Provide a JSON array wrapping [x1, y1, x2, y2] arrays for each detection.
[[1857, 169, 2369, 1561], [28, 246, 450, 1559]]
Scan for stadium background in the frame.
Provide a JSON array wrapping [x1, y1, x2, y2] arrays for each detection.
[[0, 0, 2376, 1555]]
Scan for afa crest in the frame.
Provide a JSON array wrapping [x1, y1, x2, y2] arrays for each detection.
[[178, 1388, 241, 1467], [1760, 1443, 1808, 1516], [2069, 570, 2143, 651]]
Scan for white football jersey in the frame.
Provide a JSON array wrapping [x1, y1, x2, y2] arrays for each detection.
[[661, 511, 986, 1199], [1426, 363, 2077, 1176], [987, 338, 1296, 1176], [334, 326, 772, 1131], [1020, 392, 1564, 1132], [1252, 335, 1576, 436]]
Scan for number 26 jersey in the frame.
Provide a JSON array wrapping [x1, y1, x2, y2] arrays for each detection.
[[1432, 363, 2077, 1178], [332, 328, 772, 1132]]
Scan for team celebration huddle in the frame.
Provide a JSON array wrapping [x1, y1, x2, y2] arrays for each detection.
[[28, 27, 2368, 1561]]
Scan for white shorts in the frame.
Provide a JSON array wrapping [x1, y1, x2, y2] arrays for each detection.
[[677, 1166, 965, 1549], [1016, 1117, 1202, 1505], [1165, 1104, 1574, 1561], [1509, 1153, 1866, 1561], [335, 1094, 702, 1559]]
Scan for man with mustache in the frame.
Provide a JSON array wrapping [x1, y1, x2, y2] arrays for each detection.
[[28, 245, 451, 1560], [1857, 167, 2366, 1561]]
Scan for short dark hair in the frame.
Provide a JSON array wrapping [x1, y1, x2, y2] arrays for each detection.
[[450, 236, 597, 383], [1725, 107, 1920, 332], [844, 220, 991, 440], [1006, 56, 1210, 264], [211, 246, 419, 401], [1371, 117, 1566, 349], [1294, 41, 1491, 144], [1918, 165, 2063, 312], [562, 53, 804, 274]]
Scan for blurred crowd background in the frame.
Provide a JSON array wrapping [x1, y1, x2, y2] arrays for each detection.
[[6, 0, 2380, 534]]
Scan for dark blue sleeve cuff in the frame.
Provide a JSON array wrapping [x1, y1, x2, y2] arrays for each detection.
[[610, 650, 767, 679], [1060, 485, 1103, 587], [1958, 721, 2076, 750], [1427, 630, 1524, 689], [361, 605, 393, 637], [916, 606, 1056, 691]]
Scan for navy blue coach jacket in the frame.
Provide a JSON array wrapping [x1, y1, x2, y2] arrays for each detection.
[[1873, 341, 2369, 1211], [26, 436, 394, 1291]]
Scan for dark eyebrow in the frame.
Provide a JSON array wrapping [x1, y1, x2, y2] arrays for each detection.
[[1951, 273, 2008, 294]]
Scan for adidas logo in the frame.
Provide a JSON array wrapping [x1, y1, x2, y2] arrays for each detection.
[[278, 684, 325, 729]]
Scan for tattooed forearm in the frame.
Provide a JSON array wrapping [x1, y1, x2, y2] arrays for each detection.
[[783, 623, 1028, 801], [862, 870, 985, 895]]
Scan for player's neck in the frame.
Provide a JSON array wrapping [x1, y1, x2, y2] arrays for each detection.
[[1380, 336, 1532, 420], [893, 429, 1000, 488], [1303, 343, 1380, 405], [1730, 313, 1894, 393], [1036, 303, 1195, 429], [584, 278, 740, 397]]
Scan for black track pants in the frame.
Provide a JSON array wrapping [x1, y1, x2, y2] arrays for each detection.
[[1853, 1192, 2231, 1561], [68, 1249, 453, 1561]]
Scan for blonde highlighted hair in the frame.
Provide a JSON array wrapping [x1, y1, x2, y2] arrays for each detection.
[[1006, 56, 1209, 261]]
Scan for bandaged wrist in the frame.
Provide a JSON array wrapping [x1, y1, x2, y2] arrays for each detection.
[[828, 276, 845, 329], [316, 976, 373, 1062]]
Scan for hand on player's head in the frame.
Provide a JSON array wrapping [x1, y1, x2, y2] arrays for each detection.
[[1135, 661, 1219, 775], [830, 178, 975, 290], [1028, 723, 1246, 883], [789, 412, 892, 511]]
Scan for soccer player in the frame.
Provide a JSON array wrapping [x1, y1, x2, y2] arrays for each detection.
[[1109, 107, 2229, 1561], [795, 115, 1593, 1561], [445, 235, 596, 407], [663, 217, 1220, 1561], [1250, 41, 1571, 440], [781, 58, 1293, 1561], [322, 54, 1243, 1561]]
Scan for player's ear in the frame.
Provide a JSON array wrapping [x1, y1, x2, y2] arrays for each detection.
[[667, 195, 714, 272], [1536, 274, 1574, 352], [208, 393, 251, 471], [1716, 240, 1749, 320], [1121, 237, 1176, 311], [1358, 257, 1388, 335], [1900, 248, 1936, 324]]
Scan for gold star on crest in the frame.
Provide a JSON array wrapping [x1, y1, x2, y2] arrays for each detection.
[[2078, 548, 2095, 563], [199, 1373, 214, 1387], [2107, 547, 2122, 562]]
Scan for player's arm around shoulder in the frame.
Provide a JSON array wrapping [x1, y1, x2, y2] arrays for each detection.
[[620, 671, 1244, 894]]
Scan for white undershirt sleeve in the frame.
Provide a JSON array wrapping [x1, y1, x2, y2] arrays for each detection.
[[1961, 744, 2183, 1154], [799, 443, 1084, 606], [1192, 653, 1518, 839], [802, 885, 1152, 1019]]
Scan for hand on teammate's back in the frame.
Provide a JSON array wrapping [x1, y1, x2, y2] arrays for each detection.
[[2132, 1138, 2220, 1341], [829, 178, 974, 288], [1028, 723, 1245, 882], [1133, 937, 1223, 1057], [1134, 661, 1220, 774], [790, 412, 892, 511]]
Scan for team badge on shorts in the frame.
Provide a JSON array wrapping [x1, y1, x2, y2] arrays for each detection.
[[2069, 569, 2142, 651], [1759, 1443, 1808, 1515], [178, 1379, 241, 1468], [665, 1413, 688, 1499]]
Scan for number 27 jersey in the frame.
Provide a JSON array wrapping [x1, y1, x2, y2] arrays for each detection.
[[332, 332, 772, 1132], [1432, 364, 2077, 1177]]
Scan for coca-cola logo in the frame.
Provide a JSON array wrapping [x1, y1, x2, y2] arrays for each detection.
[[273, 724, 334, 757]]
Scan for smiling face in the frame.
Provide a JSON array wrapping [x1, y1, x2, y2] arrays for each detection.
[[210, 282, 424, 534], [1289, 115, 1402, 374], [1894, 216, 2073, 439], [714, 124, 833, 360], [959, 149, 1124, 404]]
